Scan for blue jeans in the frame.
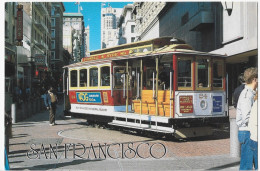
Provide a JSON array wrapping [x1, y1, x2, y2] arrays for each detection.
[[238, 131, 253, 170], [250, 139, 258, 170]]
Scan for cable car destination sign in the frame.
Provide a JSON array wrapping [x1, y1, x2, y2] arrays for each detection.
[[81, 50, 130, 62]]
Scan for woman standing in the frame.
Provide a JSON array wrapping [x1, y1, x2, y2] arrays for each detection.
[[248, 91, 258, 170]]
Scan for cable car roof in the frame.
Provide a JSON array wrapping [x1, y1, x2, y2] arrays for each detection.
[[64, 42, 226, 68]]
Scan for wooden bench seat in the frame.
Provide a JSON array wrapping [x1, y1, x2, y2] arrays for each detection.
[[132, 90, 174, 117], [161, 90, 173, 117]]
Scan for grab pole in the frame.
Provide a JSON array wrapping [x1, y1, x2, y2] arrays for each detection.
[[137, 72, 140, 98], [110, 72, 113, 97], [170, 71, 172, 118], [153, 72, 155, 98], [123, 73, 126, 98]]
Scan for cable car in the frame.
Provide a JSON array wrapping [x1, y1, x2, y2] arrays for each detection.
[[63, 37, 228, 138]]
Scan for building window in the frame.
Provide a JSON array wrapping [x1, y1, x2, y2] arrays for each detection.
[[13, 2, 15, 15], [51, 51, 55, 60], [181, 12, 189, 26], [51, 18, 55, 27], [5, 3, 8, 11], [131, 25, 135, 33], [51, 7, 55, 16], [51, 40, 55, 49], [5, 21, 8, 38], [131, 37, 135, 43], [51, 29, 55, 38], [13, 26, 15, 43]]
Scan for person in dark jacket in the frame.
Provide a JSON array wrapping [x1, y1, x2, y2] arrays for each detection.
[[233, 73, 246, 108], [44, 87, 58, 126]]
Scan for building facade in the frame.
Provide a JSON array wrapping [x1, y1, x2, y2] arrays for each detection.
[[63, 24, 74, 56], [5, 2, 17, 112], [211, 2, 257, 104], [63, 13, 85, 63], [22, 2, 52, 94], [117, 4, 136, 45], [16, 3, 32, 96], [132, 2, 166, 42], [50, 2, 65, 86], [132, 1, 257, 105], [84, 26, 90, 56], [101, 6, 122, 48]]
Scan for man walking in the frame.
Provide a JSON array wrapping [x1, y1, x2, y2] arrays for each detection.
[[236, 67, 258, 170], [44, 87, 58, 126]]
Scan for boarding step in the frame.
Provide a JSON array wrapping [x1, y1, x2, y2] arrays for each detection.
[[108, 120, 175, 134]]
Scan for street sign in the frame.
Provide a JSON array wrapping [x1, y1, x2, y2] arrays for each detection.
[[16, 4, 23, 45], [35, 55, 46, 65]]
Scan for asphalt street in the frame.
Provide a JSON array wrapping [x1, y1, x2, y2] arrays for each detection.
[[8, 103, 240, 170]]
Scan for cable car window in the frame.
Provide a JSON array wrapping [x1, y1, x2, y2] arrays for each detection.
[[197, 58, 209, 88], [145, 67, 155, 90], [213, 61, 223, 87], [90, 67, 98, 87], [114, 67, 125, 88], [70, 70, 78, 87], [79, 69, 87, 87], [101, 66, 110, 86], [178, 60, 192, 87], [138, 46, 152, 53], [159, 64, 171, 90]]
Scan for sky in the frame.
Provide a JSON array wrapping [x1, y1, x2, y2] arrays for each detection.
[[63, 2, 133, 51]]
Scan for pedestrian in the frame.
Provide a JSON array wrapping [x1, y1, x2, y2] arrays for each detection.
[[248, 91, 258, 170], [44, 87, 58, 126], [233, 73, 246, 108], [26, 85, 30, 96], [5, 112, 12, 153], [236, 67, 258, 170]]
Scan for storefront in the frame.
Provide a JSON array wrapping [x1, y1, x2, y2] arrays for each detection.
[[5, 43, 16, 112]]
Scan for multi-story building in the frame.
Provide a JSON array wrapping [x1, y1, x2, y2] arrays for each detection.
[[63, 13, 85, 63], [84, 26, 90, 56], [50, 2, 65, 85], [16, 3, 32, 94], [211, 2, 257, 103], [5, 2, 17, 112], [117, 4, 136, 45], [63, 24, 74, 56], [101, 6, 122, 48], [132, 2, 166, 42], [15, 2, 52, 95], [132, 2, 257, 105]]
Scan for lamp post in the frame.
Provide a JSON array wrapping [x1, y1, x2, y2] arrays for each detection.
[[222, 1, 233, 16]]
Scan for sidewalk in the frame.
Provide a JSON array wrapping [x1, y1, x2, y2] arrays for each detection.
[[8, 103, 240, 170]]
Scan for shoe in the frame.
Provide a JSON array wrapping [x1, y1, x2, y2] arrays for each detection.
[[49, 124, 53, 126]]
